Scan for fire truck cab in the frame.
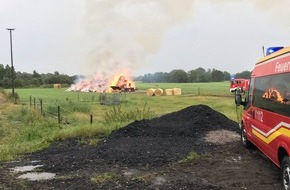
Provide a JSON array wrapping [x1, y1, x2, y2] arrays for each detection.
[[230, 78, 249, 92], [235, 46, 290, 190]]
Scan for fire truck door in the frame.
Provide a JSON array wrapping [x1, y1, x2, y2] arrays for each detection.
[[250, 108, 274, 158]]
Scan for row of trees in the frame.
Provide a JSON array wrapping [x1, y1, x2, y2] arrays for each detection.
[[0, 64, 75, 88], [0, 63, 251, 88], [135, 67, 251, 83]]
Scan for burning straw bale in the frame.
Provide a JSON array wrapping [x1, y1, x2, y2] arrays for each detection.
[[67, 74, 136, 93]]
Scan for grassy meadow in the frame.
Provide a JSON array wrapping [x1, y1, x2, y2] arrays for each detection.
[[0, 81, 242, 162]]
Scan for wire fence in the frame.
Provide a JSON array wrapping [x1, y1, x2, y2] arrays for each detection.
[[20, 88, 233, 128], [24, 93, 124, 128]]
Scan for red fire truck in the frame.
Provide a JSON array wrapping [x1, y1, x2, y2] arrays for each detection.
[[230, 78, 249, 92], [235, 46, 290, 190]]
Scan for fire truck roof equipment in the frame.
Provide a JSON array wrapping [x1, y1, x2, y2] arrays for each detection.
[[257, 46, 290, 65], [266, 46, 284, 55]]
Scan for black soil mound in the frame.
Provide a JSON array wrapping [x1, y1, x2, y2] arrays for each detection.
[[30, 104, 239, 171], [95, 104, 239, 167]]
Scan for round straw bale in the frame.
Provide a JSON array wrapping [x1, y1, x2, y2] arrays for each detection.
[[165, 89, 173, 96], [173, 88, 182, 95], [146, 88, 156, 96], [154, 88, 163, 96]]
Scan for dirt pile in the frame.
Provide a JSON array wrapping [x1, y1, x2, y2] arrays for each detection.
[[95, 104, 239, 167], [27, 104, 239, 171]]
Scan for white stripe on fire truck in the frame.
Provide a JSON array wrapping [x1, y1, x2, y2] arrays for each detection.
[[251, 122, 290, 144], [251, 122, 290, 137]]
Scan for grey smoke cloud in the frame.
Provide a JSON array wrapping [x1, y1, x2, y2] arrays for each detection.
[[81, 0, 196, 76]]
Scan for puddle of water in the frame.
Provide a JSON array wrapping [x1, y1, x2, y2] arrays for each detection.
[[11, 165, 43, 173], [7, 161, 20, 164], [18, 172, 56, 181], [30, 160, 41, 163], [123, 169, 140, 176], [153, 176, 167, 185]]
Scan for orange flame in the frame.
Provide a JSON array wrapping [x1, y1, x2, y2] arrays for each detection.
[[67, 71, 136, 93], [262, 88, 284, 103], [109, 72, 135, 89]]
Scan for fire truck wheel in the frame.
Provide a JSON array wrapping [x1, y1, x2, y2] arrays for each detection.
[[241, 125, 252, 149], [281, 156, 290, 190]]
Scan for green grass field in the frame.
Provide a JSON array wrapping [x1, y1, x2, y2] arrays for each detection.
[[0, 82, 242, 162], [135, 81, 230, 95]]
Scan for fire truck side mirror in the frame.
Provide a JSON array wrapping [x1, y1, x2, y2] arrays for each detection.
[[235, 93, 242, 106]]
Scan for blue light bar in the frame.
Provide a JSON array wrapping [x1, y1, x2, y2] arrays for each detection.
[[266, 46, 284, 55]]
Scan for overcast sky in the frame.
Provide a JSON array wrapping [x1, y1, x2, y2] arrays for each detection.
[[0, 0, 290, 77]]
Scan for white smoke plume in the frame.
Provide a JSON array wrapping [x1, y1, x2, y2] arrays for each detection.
[[77, 0, 290, 79], [81, 0, 196, 77]]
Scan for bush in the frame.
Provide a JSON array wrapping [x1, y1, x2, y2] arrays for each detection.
[[0, 88, 6, 95], [6, 92, 19, 102]]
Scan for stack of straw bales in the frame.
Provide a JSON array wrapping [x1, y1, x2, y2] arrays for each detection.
[[165, 89, 173, 96], [146, 88, 156, 96], [53, 83, 61, 89], [154, 88, 163, 96], [146, 88, 164, 96], [173, 88, 182, 95], [147, 88, 181, 96], [164, 88, 182, 96]]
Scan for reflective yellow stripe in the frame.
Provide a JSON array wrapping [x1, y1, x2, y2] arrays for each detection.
[[252, 127, 290, 144]]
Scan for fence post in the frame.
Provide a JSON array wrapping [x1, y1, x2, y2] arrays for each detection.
[[40, 99, 43, 115], [198, 87, 200, 96], [90, 114, 93, 126], [30, 96, 32, 108], [58, 106, 61, 127], [34, 98, 36, 109]]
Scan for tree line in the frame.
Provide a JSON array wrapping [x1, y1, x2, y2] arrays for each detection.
[[0, 63, 251, 88], [134, 67, 251, 83], [0, 64, 75, 88]]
